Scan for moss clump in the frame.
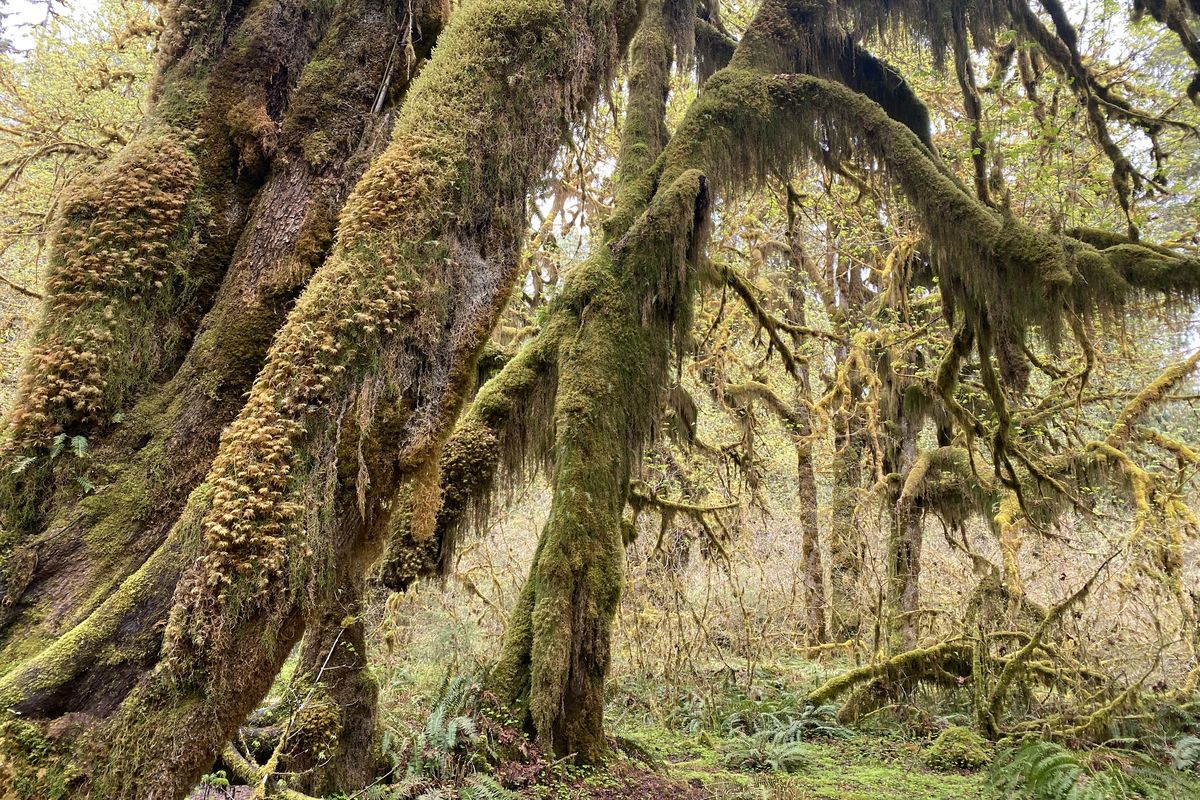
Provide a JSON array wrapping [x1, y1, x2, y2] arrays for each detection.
[[5, 130, 198, 456], [924, 726, 992, 771], [0, 717, 78, 799]]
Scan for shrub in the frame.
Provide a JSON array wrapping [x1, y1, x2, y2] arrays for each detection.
[[924, 726, 992, 771]]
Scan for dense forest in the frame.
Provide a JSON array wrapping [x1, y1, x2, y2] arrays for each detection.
[[1, 0, 1200, 797]]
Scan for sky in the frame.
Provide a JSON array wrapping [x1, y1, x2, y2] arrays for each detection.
[[3, 0, 100, 50]]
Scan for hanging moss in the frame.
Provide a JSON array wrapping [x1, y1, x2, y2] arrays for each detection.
[[661, 65, 1200, 392], [835, 0, 1010, 62], [486, 3, 711, 761], [380, 328, 560, 588]]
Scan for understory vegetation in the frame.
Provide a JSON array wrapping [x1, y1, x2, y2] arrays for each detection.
[[1, 0, 1200, 798]]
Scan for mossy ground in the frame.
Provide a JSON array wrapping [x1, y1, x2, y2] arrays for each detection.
[[610, 723, 987, 800], [194, 630, 1200, 800]]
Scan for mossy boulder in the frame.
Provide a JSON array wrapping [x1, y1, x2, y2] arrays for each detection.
[[924, 726, 992, 771]]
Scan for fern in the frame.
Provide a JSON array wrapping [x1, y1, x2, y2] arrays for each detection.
[[721, 733, 813, 774], [991, 741, 1082, 799], [987, 740, 1189, 800], [1171, 735, 1200, 772], [407, 672, 486, 784], [460, 774, 513, 800], [443, 715, 477, 752], [722, 701, 852, 742], [415, 789, 452, 800]]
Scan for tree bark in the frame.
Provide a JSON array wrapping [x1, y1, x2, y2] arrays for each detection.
[[887, 415, 924, 653], [490, 4, 686, 761], [0, 0, 441, 688], [784, 201, 827, 646]]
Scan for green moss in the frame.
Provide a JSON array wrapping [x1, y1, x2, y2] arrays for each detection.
[[5, 130, 199, 457], [0, 482, 210, 712], [0, 718, 77, 799], [925, 726, 992, 771], [649, 729, 988, 800]]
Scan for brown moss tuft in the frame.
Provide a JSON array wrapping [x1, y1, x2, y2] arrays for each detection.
[[6, 130, 199, 456]]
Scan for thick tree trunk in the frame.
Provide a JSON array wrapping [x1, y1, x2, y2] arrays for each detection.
[[0, 0, 329, 627], [290, 559, 380, 793], [0, 0, 439, 687], [0, 0, 637, 795]]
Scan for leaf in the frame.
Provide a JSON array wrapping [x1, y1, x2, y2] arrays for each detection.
[[11, 455, 36, 474]]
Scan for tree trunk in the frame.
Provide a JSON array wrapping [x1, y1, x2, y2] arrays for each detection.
[[785, 197, 826, 645], [490, 4, 684, 761], [828, 410, 865, 643], [0, 0, 335, 633], [0, 0, 637, 795], [0, 0, 439, 685]]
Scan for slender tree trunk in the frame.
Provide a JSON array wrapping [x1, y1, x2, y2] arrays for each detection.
[[785, 196, 826, 645], [887, 416, 924, 653], [828, 404, 864, 642], [490, 5, 685, 761], [796, 438, 827, 645]]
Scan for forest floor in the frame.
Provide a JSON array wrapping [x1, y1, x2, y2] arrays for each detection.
[[193, 728, 988, 799], [192, 651, 1200, 799], [590, 726, 988, 799], [188, 595, 1200, 800]]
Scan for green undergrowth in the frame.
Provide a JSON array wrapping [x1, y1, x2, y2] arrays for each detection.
[[239, 621, 1200, 800], [614, 721, 988, 800]]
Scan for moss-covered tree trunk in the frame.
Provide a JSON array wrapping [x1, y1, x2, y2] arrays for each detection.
[[828, 397, 865, 642], [785, 206, 828, 646], [0, 0, 441, 689], [483, 0, 946, 754], [0, 0, 638, 794], [886, 415, 924, 653], [489, 4, 686, 761]]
